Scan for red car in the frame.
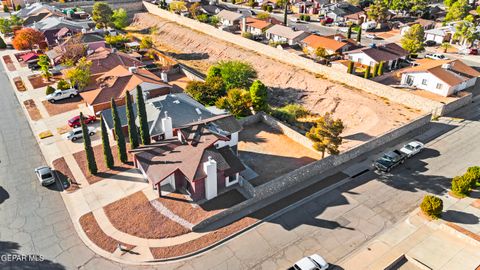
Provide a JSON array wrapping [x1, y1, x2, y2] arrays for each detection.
[[68, 115, 96, 128]]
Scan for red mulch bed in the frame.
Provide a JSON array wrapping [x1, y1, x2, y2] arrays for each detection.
[[158, 189, 246, 225], [104, 191, 190, 239], [23, 99, 42, 121], [27, 74, 57, 89], [13, 77, 27, 92], [150, 216, 257, 259], [80, 212, 135, 253], [72, 144, 134, 185], [52, 157, 80, 193], [2, 55, 15, 71], [41, 96, 83, 116]]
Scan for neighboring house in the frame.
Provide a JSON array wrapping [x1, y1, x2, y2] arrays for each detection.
[[241, 17, 272, 37], [399, 59, 480, 97], [321, 3, 362, 22], [86, 47, 144, 78], [80, 65, 171, 113], [344, 11, 367, 25], [400, 19, 436, 36], [265, 24, 309, 45], [217, 9, 243, 30], [133, 121, 245, 201], [22, 12, 50, 26], [345, 43, 409, 69], [20, 52, 39, 62], [424, 26, 455, 44], [13, 2, 58, 18], [199, 4, 224, 15], [46, 32, 105, 65], [300, 34, 352, 55], [29, 16, 93, 32]]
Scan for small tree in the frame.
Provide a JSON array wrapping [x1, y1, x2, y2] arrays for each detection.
[[38, 55, 52, 81], [267, 5, 273, 12], [372, 63, 379, 78], [140, 36, 153, 49], [111, 8, 128, 29], [420, 195, 443, 219], [185, 77, 226, 105], [65, 57, 92, 90], [111, 98, 128, 163], [3, 5, 9, 13], [125, 91, 139, 149], [12, 28, 44, 51], [189, 2, 201, 18], [136, 86, 150, 145], [80, 112, 97, 175], [347, 61, 354, 74], [356, 27, 362, 43], [440, 42, 452, 53], [367, 0, 388, 23], [92, 2, 113, 28], [215, 88, 252, 117], [0, 36, 6, 49], [209, 60, 257, 90], [169, 1, 186, 13], [15, 4, 21, 11], [249, 80, 268, 112], [364, 66, 371, 79], [347, 25, 352, 39], [314, 47, 327, 60], [401, 24, 425, 54], [100, 115, 114, 169], [45, 86, 55, 95], [57, 79, 70, 90], [451, 175, 471, 197], [257, 12, 270, 20], [377, 61, 384, 76], [306, 113, 344, 158]]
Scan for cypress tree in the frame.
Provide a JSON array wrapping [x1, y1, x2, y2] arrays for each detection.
[[347, 25, 352, 39], [111, 98, 128, 163], [136, 86, 150, 145], [283, 0, 288, 26], [378, 61, 384, 76], [364, 66, 370, 79], [372, 63, 379, 78], [100, 115, 114, 169], [347, 61, 354, 74], [125, 91, 139, 149], [356, 27, 362, 43], [80, 112, 97, 175]]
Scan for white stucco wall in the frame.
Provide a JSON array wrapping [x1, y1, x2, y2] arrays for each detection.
[[401, 72, 450, 96]]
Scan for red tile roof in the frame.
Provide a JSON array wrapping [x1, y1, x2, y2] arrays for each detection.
[[87, 47, 144, 75], [302, 34, 348, 52]]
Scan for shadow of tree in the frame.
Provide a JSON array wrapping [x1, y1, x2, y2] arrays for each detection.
[[0, 186, 9, 204], [0, 241, 66, 269], [442, 210, 479, 225]]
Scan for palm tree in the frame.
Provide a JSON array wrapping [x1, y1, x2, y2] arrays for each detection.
[[440, 42, 452, 53]]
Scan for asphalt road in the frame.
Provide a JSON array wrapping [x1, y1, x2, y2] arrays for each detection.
[[0, 53, 479, 270]]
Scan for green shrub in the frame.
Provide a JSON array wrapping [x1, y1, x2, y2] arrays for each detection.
[[420, 195, 443, 219], [467, 166, 480, 180], [267, 5, 273, 12], [305, 15, 311, 21], [451, 175, 470, 197], [241, 32, 253, 39], [464, 167, 480, 188], [197, 14, 209, 23], [271, 104, 309, 123], [261, 5, 268, 11], [45, 86, 55, 95], [57, 79, 70, 90]]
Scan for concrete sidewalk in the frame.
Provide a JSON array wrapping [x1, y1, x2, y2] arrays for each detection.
[[339, 193, 480, 270]]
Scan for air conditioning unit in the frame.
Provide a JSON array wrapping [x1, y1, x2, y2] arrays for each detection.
[[441, 63, 451, 69]]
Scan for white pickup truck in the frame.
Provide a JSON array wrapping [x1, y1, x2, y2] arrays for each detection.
[[289, 254, 329, 270], [46, 88, 78, 103]]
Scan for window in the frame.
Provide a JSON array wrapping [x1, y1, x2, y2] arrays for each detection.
[[422, 79, 427, 85], [225, 174, 239, 187], [436, 83, 443, 89]]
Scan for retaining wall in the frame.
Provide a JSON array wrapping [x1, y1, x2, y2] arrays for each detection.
[[142, 2, 456, 114], [439, 93, 473, 116], [52, 0, 144, 14], [194, 111, 432, 230]]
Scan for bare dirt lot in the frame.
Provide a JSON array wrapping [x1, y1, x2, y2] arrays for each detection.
[[131, 14, 421, 149], [238, 122, 321, 186]]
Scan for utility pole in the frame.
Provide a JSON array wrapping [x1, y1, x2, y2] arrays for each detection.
[[283, 0, 288, 26]]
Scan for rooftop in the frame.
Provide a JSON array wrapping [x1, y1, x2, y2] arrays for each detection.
[[301, 34, 348, 52], [217, 9, 243, 22], [87, 47, 144, 75], [266, 24, 306, 40]]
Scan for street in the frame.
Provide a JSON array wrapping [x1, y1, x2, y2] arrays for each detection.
[[0, 55, 479, 270]]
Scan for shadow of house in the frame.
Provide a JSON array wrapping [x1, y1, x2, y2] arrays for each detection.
[[0, 186, 9, 204], [0, 241, 66, 270]]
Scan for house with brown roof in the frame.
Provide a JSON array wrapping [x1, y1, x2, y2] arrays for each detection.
[[241, 17, 272, 37], [300, 34, 352, 55], [80, 65, 171, 113], [87, 47, 144, 77], [345, 43, 409, 70], [265, 24, 309, 45], [399, 59, 480, 97]]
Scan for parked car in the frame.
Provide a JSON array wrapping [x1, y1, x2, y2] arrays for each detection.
[[46, 88, 78, 103], [290, 17, 299, 23], [400, 141, 424, 157], [34, 166, 56, 186], [339, 27, 349, 33], [366, 33, 376, 39], [372, 149, 407, 172], [333, 21, 346, 27], [321, 17, 333, 24], [425, 53, 448, 60], [27, 60, 40, 70], [459, 48, 478, 55], [361, 21, 377, 31], [288, 254, 329, 270], [424, 40, 437, 47], [66, 126, 96, 142], [68, 115, 96, 128]]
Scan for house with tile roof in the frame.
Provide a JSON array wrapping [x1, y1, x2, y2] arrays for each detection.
[[217, 9, 244, 30], [80, 65, 171, 113], [241, 17, 272, 37], [399, 59, 480, 97], [300, 34, 352, 55], [87, 47, 144, 77], [265, 24, 309, 45], [345, 43, 409, 70]]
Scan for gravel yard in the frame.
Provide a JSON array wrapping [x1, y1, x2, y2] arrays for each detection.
[[131, 14, 421, 150]]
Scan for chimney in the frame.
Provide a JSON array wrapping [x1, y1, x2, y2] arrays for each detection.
[[161, 111, 173, 139], [203, 156, 218, 200], [161, 72, 168, 83], [441, 63, 451, 70], [241, 17, 247, 33], [128, 66, 138, 74]]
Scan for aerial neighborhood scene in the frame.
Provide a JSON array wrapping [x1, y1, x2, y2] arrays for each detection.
[[1, 0, 480, 269]]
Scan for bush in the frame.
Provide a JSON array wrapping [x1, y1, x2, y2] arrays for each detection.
[[57, 79, 70, 90], [420, 195, 443, 219], [467, 166, 480, 180], [241, 32, 253, 39], [451, 175, 470, 197], [197, 14, 209, 23], [271, 104, 310, 123], [267, 5, 273, 12], [299, 14, 305, 20], [305, 15, 311, 21], [464, 166, 480, 188], [45, 86, 55, 95], [261, 4, 268, 11]]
